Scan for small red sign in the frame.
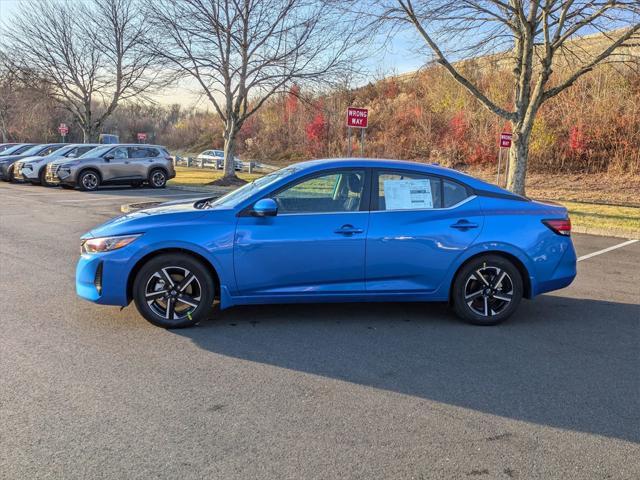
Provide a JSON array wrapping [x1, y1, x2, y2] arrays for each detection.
[[137, 132, 147, 141], [58, 123, 69, 135], [346, 107, 368, 128], [500, 132, 512, 148]]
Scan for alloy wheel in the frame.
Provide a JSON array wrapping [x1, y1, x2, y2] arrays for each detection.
[[145, 266, 202, 321], [82, 172, 99, 190], [152, 171, 166, 187], [464, 266, 514, 317]]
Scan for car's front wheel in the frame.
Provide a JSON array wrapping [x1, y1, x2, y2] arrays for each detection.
[[452, 254, 523, 326], [148, 169, 167, 188], [78, 170, 100, 191], [133, 253, 215, 328], [39, 168, 53, 187]]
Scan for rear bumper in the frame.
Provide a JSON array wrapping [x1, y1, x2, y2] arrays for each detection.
[[532, 239, 577, 296]]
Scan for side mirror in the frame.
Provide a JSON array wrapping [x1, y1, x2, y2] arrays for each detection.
[[104, 154, 114, 161], [251, 198, 278, 217]]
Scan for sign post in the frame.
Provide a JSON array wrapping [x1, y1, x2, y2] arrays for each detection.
[[137, 132, 147, 143], [497, 132, 512, 186], [346, 107, 368, 157], [58, 123, 69, 142]]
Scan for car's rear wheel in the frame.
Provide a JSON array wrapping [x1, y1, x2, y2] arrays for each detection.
[[133, 253, 215, 328], [452, 254, 523, 326], [148, 169, 167, 189], [78, 170, 100, 191]]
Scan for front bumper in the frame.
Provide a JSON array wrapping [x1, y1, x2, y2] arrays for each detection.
[[45, 164, 75, 185], [76, 251, 131, 306], [17, 163, 40, 180]]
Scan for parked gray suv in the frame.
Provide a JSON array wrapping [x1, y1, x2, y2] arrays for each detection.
[[46, 144, 176, 191]]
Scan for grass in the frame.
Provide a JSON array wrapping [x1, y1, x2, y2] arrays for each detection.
[[168, 166, 263, 186], [561, 200, 640, 237]]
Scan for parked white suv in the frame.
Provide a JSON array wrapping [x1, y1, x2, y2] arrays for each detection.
[[16, 144, 100, 186], [196, 149, 243, 170]]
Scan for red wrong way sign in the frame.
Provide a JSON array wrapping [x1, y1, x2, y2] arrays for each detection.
[[58, 123, 69, 135], [137, 132, 147, 141], [346, 107, 368, 128], [500, 132, 513, 148]]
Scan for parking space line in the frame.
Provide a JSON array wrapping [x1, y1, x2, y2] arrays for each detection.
[[577, 239, 639, 262]]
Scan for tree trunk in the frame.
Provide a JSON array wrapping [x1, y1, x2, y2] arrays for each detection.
[[222, 119, 239, 180], [506, 124, 532, 196]]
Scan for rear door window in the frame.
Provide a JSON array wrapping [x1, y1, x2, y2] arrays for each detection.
[[377, 171, 442, 210]]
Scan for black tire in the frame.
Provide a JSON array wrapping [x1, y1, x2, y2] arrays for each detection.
[[61, 184, 75, 190], [148, 168, 167, 189], [452, 254, 523, 326], [78, 169, 100, 191], [133, 253, 215, 328], [38, 168, 53, 187], [6, 165, 15, 182]]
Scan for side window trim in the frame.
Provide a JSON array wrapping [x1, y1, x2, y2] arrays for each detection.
[[372, 168, 474, 212]]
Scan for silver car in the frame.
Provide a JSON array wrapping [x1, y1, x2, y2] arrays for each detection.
[[0, 144, 65, 181], [46, 144, 176, 191], [16, 144, 100, 186]]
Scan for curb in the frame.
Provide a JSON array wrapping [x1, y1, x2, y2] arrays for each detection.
[[166, 184, 233, 194]]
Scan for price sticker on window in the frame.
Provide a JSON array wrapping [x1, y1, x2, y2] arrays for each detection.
[[383, 179, 433, 210]]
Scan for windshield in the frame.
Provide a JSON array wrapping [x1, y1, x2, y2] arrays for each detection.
[[207, 166, 301, 208], [0, 144, 34, 156], [19, 145, 49, 156], [45, 145, 75, 158], [0, 144, 16, 153], [81, 145, 112, 158]]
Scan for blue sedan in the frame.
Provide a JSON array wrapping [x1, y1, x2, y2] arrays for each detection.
[[76, 159, 576, 328]]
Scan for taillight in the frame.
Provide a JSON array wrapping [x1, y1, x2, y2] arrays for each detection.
[[543, 218, 571, 236]]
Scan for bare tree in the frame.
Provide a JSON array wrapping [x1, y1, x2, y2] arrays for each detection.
[[0, 54, 16, 142], [145, 0, 363, 183], [2, 0, 158, 142], [364, 1, 640, 195]]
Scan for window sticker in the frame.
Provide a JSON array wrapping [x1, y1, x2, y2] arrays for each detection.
[[383, 179, 433, 210]]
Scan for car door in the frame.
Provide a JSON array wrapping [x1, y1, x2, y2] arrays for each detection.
[[234, 169, 370, 296], [365, 169, 484, 293], [101, 146, 130, 181], [128, 146, 156, 178]]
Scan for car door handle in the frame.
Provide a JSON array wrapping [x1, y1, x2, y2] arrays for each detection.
[[450, 220, 479, 230], [335, 224, 364, 235]]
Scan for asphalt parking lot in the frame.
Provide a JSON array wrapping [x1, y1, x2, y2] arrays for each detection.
[[1, 182, 639, 480]]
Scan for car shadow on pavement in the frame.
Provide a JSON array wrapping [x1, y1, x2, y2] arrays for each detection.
[[175, 294, 640, 444]]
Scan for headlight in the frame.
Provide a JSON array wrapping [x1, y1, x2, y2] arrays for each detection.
[[81, 234, 141, 254]]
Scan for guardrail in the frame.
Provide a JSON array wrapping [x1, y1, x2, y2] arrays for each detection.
[[172, 156, 278, 173]]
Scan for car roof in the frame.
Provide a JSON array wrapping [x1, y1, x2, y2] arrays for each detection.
[[289, 158, 510, 195]]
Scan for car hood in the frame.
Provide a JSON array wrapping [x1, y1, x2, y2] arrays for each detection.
[[0, 154, 29, 164], [84, 197, 230, 238], [16, 156, 42, 164], [52, 157, 97, 167]]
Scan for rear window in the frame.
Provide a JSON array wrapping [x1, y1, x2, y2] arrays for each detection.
[[443, 180, 470, 207], [376, 171, 471, 210]]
